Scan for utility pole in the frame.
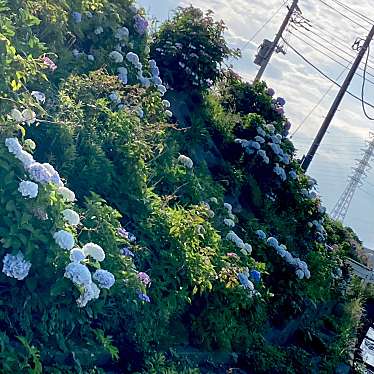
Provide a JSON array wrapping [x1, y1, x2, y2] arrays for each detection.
[[254, 0, 299, 81], [331, 133, 374, 222], [301, 25, 374, 171]]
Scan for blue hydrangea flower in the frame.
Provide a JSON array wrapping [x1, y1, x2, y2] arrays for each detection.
[[72, 12, 82, 23], [256, 230, 267, 240], [28, 162, 51, 184], [120, 247, 134, 257], [2, 252, 31, 280], [250, 269, 261, 283], [64, 262, 91, 286], [93, 269, 115, 289], [267, 237, 279, 248], [53, 230, 75, 250], [138, 292, 151, 302], [238, 272, 254, 290]]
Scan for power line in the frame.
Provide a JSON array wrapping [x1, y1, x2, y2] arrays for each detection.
[[293, 23, 374, 69], [281, 38, 374, 112], [361, 45, 374, 121], [315, 0, 370, 32], [329, 0, 374, 25], [243, 0, 288, 50], [289, 30, 374, 84]]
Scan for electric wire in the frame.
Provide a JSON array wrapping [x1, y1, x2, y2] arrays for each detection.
[[280, 37, 374, 111], [361, 45, 374, 121], [328, 0, 374, 25], [242, 0, 288, 51], [315, 0, 370, 32], [292, 23, 374, 69], [288, 30, 374, 84]]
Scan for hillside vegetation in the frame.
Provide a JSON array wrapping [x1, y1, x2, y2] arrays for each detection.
[[0, 1, 366, 372]]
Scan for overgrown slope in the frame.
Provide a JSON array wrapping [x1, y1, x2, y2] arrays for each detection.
[[0, 1, 366, 373]]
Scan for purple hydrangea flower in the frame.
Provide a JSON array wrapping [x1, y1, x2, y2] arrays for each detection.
[[120, 247, 134, 257], [137, 272, 151, 286], [267, 87, 275, 96], [42, 56, 57, 72], [117, 227, 136, 242], [276, 97, 286, 106], [134, 14, 148, 35]]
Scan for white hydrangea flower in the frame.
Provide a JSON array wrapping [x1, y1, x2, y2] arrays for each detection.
[[228, 212, 235, 220], [58, 187, 76, 202], [257, 127, 267, 137], [162, 100, 170, 108], [42, 163, 63, 186], [53, 230, 75, 250], [31, 91, 46, 104], [224, 203, 232, 212], [10, 109, 23, 122], [157, 84, 167, 96], [22, 109, 36, 124], [115, 26, 129, 40], [69, 248, 86, 263], [266, 124, 276, 133], [153, 76, 162, 85], [224, 218, 235, 228], [296, 269, 304, 279], [64, 262, 92, 286], [82, 243, 105, 262], [93, 269, 115, 289], [243, 243, 252, 255], [94, 26, 104, 35], [126, 52, 140, 65], [5, 138, 22, 155], [16, 150, 35, 168], [178, 155, 193, 169], [18, 180, 38, 198], [226, 230, 245, 249], [62, 209, 80, 226], [77, 282, 100, 308], [24, 139, 36, 150], [109, 51, 124, 63], [2, 252, 31, 280], [254, 136, 265, 144]]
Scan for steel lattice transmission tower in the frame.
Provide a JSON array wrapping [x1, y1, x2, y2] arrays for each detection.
[[331, 133, 374, 222]]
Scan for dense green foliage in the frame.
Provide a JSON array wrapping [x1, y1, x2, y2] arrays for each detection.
[[0, 0, 367, 372]]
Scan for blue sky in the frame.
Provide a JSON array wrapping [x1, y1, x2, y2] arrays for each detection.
[[138, 0, 374, 247]]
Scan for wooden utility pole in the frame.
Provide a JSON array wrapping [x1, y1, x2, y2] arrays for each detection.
[[301, 25, 374, 171], [254, 0, 299, 81]]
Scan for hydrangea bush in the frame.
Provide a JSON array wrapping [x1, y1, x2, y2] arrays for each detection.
[[0, 0, 365, 372], [150, 6, 240, 91]]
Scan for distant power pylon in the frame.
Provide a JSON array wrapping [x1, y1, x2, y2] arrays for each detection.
[[331, 132, 374, 222]]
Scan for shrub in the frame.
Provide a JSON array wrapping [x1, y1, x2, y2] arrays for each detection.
[[151, 6, 240, 91]]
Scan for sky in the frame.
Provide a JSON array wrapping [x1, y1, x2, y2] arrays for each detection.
[[138, 0, 374, 247]]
